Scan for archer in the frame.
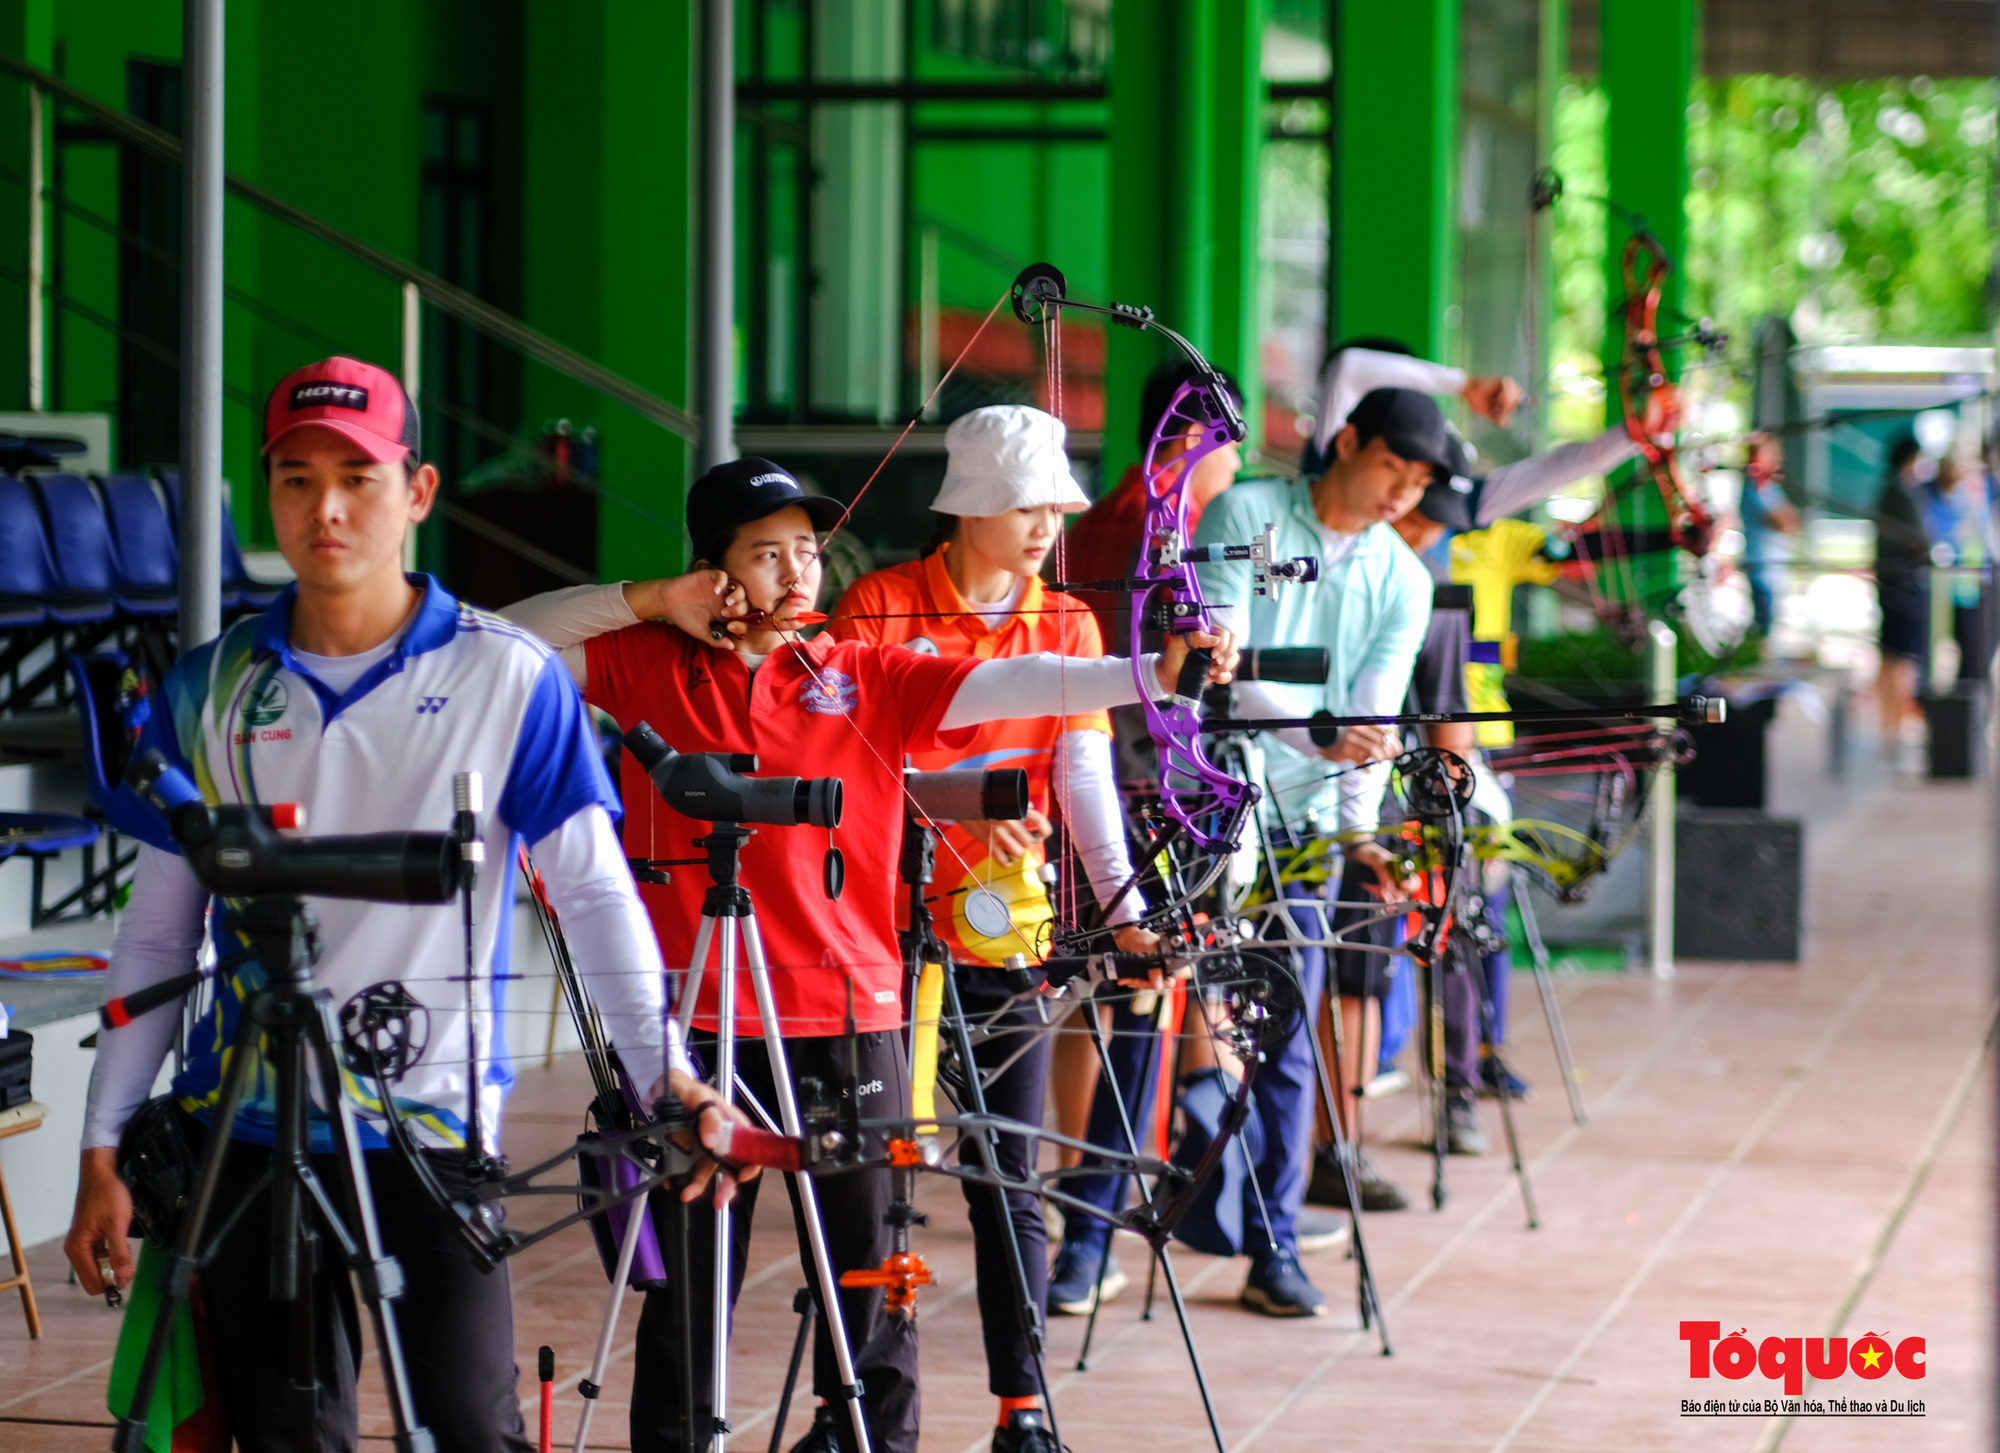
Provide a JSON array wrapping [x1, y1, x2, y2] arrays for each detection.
[[64, 357, 744, 1453], [501, 456, 1237, 1453]]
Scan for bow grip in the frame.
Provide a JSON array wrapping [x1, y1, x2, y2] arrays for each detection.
[[1174, 646, 1212, 703], [1678, 695, 1727, 725]]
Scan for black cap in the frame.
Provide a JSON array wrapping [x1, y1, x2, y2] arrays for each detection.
[[1417, 476, 1478, 530], [686, 456, 846, 558], [1346, 388, 1469, 481]]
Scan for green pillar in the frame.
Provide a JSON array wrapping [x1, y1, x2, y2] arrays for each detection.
[[1332, 0, 1459, 360], [1209, 0, 1266, 460], [523, 0, 695, 581], [1599, 0, 1692, 611], [1104, 0, 1216, 491]]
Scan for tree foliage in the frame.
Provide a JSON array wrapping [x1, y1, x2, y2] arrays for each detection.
[[1550, 75, 1997, 438]]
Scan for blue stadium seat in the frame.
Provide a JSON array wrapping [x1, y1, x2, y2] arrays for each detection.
[[0, 477, 61, 627], [159, 473, 283, 609], [100, 475, 184, 610], [33, 474, 154, 619]]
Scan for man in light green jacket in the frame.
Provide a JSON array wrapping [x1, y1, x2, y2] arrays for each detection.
[[1192, 388, 1461, 1295]]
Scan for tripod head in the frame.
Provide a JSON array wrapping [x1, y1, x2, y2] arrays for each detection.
[[127, 750, 460, 903]]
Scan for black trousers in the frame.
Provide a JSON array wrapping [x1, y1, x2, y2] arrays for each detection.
[[195, 1126, 529, 1453], [954, 963, 1053, 1398], [631, 1030, 917, 1453]]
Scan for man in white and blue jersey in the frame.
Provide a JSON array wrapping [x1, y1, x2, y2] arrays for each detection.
[[64, 357, 738, 1453]]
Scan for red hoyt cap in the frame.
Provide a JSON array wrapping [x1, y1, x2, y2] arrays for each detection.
[[262, 356, 419, 465]]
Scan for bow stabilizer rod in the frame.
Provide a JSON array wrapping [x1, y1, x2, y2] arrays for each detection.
[[1204, 696, 1725, 746]]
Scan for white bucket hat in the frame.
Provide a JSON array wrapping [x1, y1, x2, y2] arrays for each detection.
[[932, 404, 1090, 516]]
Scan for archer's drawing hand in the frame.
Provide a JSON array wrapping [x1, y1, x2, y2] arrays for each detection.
[[64, 1147, 134, 1297], [1157, 627, 1239, 694], [653, 1068, 763, 1207], [628, 572, 748, 650], [1322, 723, 1401, 764], [960, 808, 1053, 866], [1462, 375, 1524, 428]]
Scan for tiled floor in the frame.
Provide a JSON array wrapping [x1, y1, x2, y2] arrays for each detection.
[[0, 775, 1988, 1451]]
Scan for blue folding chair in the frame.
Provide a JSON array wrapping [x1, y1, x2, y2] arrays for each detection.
[[100, 475, 185, 610], [159, 473, 283, 609], [0, 478, 54, 629], [31, 475, 145, 620]]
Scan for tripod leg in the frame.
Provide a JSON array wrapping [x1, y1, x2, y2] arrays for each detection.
[[711, 918, 740, 1453], [739, 915, 874, 1453], [1082, 989, 1228, 1453], [1286, 935, 1391, 1354], [766, 1290, 816, 1453], [1425, 947, 1448, 1211], [1074, 991, 1146, 1372], [111, 995, 267, 1453], [676, 1192, 699, 1453], [305, 1002, 432, 1449], [1516, 887, 1588, 1125], [1151, 1242, 1230, 1453], [572, 1198, 648, 1453], [938, 960, 1061, 1447], [677, 915, 718, 1040], [1477, 981, 1538, 1230]]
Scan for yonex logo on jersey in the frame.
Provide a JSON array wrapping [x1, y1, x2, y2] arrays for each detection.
[[243, 677, 289, 727], [289, 381, 368, 411], [800, 669, 857, 716], [416, 696, 449, 715], [689, 663, 710, 690]]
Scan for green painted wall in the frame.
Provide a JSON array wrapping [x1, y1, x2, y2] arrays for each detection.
[[1600, 0, 1692, 608], [523, 0, 694, 582], [1333, 0, 1460, 360]]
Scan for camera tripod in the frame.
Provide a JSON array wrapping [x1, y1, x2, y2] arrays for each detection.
[[668, 824, 874, 1453], [113, 894, 435, 1453]]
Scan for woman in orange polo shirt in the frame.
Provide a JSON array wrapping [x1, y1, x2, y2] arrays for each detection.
[[830, 405, 1157, 1451]]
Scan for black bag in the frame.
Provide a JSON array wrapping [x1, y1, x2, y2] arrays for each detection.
[[0, 1030, 32, 1109], [117, 1094, 196, 1247]]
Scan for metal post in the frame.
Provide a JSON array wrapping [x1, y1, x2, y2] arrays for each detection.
[[917, 223, 939, 419], [178, 0, 225, 649], [25, 82, 43, 412], [697, 0, 735, 474], [401, 281, 420, 572], [1646, 619, 1676, 979]]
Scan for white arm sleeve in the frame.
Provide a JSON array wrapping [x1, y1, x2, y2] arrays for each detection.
[[1337, 666, 1406, 835], [1475, 426, 1640, 525], [1052, 730, 1144, 926], [941, 653, 1167, 730], [81, 845, 210, 1150], [1311, 349, 1470, 457], [501, 583, 639, 687], [530, 805, 689, 1088], [1230, 678, 1323, 759]]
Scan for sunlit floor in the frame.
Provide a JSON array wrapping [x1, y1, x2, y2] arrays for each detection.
[[1, 765, 1989, 1453]]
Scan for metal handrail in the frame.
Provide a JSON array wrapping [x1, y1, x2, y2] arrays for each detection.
[[0, 49, 700, 443]]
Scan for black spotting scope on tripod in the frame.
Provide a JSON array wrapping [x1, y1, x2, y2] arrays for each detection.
[[110, 750, 472, 1453]]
